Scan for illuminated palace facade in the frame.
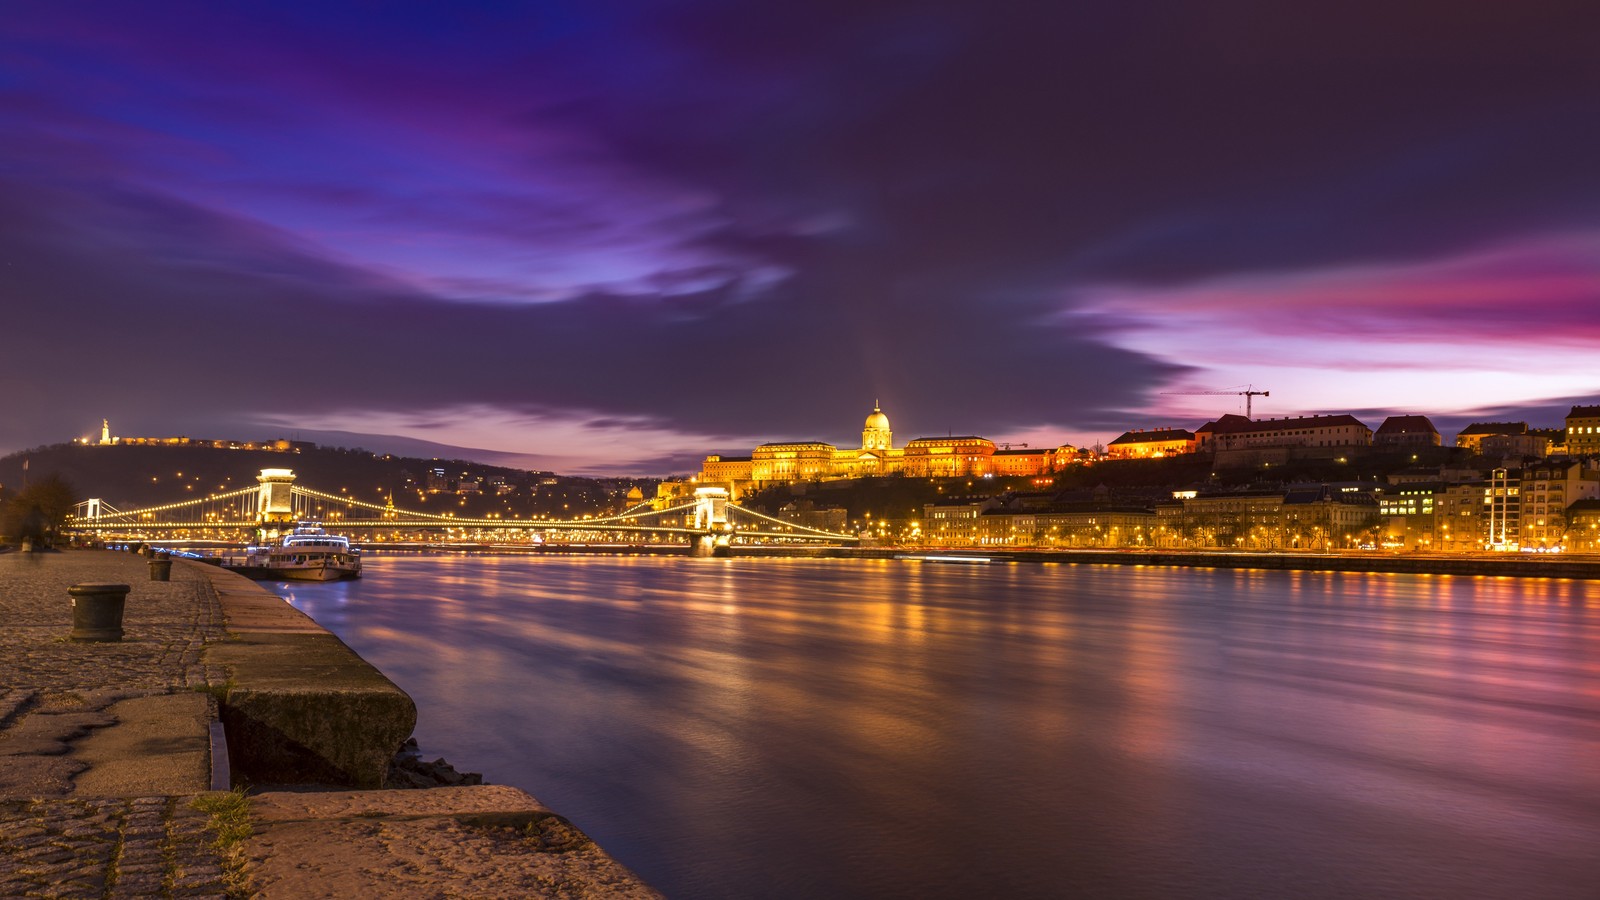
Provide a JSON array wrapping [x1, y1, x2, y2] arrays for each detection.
[[697, 404, 1081, 497]]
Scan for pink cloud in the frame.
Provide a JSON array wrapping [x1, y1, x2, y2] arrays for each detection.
[[1074, 232, 1600, 424], [1081, 232, 1600, 347]]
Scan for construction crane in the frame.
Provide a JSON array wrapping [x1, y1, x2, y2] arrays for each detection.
[[1160, 385, 1270, 419]]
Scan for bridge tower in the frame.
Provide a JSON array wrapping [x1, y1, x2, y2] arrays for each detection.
[[692, 486, 733, 557], [256, 468, 297, 525]]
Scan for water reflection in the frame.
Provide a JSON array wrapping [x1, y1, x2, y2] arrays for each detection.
[[282, 556, 1600, 900]]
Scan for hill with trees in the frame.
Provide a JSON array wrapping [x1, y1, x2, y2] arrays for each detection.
[[0, 441, 655, 524]]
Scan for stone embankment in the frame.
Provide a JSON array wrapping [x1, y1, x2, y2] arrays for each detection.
[[831, 546, 1600, 578], [0, 548, 659, 898], [1025, 548, 1600, 578]]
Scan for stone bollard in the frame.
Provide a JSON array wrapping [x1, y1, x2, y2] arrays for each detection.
[[149, 555, 173, 582], [19, 538, 32, 553], [68, 583, 130, 642]]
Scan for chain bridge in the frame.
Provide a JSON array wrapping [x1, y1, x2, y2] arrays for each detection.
[[66, 468, 858, 550]]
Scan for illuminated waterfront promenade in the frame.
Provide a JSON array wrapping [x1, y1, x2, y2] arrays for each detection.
[[854, 546, 1600, 579]]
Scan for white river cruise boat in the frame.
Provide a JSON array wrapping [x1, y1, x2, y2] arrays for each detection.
[[224, 522, 362, 581]]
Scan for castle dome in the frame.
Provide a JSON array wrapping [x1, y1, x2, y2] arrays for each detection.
[[862, 403, 893, 452], [865, 405, 891, 432]]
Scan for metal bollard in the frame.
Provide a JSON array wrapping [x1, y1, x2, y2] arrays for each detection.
[[68, 583, 130, 642], [149, 555, 172, 582]]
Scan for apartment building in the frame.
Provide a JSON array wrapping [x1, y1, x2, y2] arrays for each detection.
[[1107, 427, 1197, 459], [1518, 458, 1600, 549], [1455, 422, 1528, 453], [1565, 406, 1600, 455], [1374, 415, 1441, 448], [1196, 414, 1372, 453]]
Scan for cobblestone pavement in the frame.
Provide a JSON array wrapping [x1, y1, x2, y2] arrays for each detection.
[[0, 550, 226, 697], [0, 795, 226, 899], [0, 550, 231, 897]]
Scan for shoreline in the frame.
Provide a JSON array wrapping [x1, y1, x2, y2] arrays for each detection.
[[0, 548, 661, 898], [341, 542, 1600, 580], [181, 555, 662, 897], [846, 546, 1600, 579], [837, 546, 1600, 578], [125, 537, 1600, 579]]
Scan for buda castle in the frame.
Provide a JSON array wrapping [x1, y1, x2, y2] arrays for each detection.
[[697, 404, 1082, 498]]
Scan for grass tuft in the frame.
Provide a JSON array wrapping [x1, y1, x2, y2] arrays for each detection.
[[191, 679, 236, 702], [192, 787, 253, 898]]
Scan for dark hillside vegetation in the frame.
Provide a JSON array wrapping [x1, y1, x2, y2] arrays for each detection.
[[0, 443, 649, 519]]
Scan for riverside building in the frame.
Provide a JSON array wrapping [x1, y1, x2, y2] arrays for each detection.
[[1373, 415, 1441, 448], [1454, 422, 1532, 454], [1196, 413, 1373, 453], [1106, 427, 1197, 459], [1566, 406, 1600, 456], [697, 404, 1081, 497]]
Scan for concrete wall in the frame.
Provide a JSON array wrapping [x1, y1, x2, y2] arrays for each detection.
[[192, 563, 416, 788]]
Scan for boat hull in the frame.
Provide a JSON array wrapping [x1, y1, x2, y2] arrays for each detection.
[[223, 563, 361, 581]]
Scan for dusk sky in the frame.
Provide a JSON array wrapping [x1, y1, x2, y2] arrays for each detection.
[[4, 1, 1599, 475]]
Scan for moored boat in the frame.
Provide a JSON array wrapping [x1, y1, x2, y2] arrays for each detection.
[[222, 522, 362, 581]]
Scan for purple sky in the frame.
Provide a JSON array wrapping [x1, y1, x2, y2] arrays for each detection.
[[4, 1, 1599, 474]]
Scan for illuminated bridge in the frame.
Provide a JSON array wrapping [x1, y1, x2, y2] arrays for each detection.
[[66, 469, 859, 550]]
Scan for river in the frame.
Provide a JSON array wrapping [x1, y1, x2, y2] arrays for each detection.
[[275, 554, 1600, 899]]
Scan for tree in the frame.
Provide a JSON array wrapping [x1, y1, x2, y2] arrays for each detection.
[[1, 474, 79, 546]]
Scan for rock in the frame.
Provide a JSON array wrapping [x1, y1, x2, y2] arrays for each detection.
[[384, 740, 484, 789]]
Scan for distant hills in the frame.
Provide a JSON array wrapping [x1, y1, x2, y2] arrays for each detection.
[[0, 441, 654, 518]]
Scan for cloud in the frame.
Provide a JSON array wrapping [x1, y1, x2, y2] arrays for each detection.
[[4, 1, 1600, 470], [1080, 231, 1600, 349], [1082, 232, 1600, 425], [571, 1, 1600, 283], [0, 173, 1178, 463]]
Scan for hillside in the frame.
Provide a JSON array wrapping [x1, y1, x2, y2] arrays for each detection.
[[0, 442, 653, 518]]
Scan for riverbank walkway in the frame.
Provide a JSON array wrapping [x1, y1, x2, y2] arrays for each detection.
[[0, 548, 659, 898]]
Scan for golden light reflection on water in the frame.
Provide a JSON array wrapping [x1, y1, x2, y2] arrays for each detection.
[[279, 556, 1600, 900]]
